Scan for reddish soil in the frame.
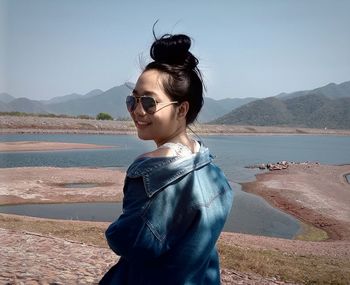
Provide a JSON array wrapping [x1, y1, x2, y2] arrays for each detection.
[[242, 164, 350, 241], [0, 167, 125, 205], [0, 141, 115, 152]]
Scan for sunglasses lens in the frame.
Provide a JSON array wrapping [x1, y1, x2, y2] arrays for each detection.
[[141, 97, 156, 114], [126, 96, 157, 114], [126, 96, 136, 112]]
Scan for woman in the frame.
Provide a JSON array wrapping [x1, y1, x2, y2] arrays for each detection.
[[100, 32, 233, 285]]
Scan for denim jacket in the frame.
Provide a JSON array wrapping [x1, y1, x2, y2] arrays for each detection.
[[100, 143, 233, 285]]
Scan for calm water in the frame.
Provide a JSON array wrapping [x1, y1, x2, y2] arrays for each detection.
[[1, 133, 350, 239]]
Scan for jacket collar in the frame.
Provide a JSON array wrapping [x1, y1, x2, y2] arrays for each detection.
[[127, 144, 212, 197]]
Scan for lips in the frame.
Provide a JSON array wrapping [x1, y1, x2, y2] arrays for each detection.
[[135, 120, 151, 128]]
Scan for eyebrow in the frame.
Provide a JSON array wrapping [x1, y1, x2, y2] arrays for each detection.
[[132, 89, 157, 97]]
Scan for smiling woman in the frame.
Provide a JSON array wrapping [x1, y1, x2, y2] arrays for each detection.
[[99, 31, 233, 285]]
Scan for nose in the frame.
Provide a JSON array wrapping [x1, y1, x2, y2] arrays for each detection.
[[133, 99, 146, 115]]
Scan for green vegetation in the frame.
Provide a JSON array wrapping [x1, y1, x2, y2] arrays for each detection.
[[96, 112, 113, 120], [294, 222, 329, 242]]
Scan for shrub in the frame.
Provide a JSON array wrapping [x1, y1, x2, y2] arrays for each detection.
[[96, 112, 113, 120]]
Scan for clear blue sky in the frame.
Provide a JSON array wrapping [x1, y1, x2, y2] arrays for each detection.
[[1, 0, 350, 100]]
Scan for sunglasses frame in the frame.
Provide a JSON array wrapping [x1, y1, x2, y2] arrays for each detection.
[[126, 95, 178, 114]]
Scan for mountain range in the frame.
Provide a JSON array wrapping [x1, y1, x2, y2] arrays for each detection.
[[212, 81, 350, 129], [1, 80, 350, 129], [0, 84, 258, 122]]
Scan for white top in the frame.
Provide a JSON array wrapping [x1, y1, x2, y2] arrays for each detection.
[[158, 140, 200, 157]]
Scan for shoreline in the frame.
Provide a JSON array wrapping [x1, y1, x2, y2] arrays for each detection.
[[1, 115, 350, 136], [0, 163, 349, 241], [241, 164, 350, 241]]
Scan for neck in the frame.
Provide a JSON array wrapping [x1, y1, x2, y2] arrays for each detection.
[[155, 125, 193, 149]]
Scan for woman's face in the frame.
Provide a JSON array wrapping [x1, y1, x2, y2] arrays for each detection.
[[129, 70, 184, 146]]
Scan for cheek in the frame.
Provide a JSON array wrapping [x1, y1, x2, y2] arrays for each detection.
[[154, 111, 177, 127]]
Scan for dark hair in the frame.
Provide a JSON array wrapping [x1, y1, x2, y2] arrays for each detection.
[[144, 33, 204, 125]]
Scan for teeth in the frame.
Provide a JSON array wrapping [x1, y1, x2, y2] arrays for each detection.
[[137, 121, 148, 125]]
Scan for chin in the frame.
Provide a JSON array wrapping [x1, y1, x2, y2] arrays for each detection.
[[137, 131, 153, 141]]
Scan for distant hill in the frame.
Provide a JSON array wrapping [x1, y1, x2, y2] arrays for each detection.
[[84, 89, 104, 98], [41, 89, 104, 105], [0, 93, 16, 103], [41, 93, 83, 105], [212, 93, 350, 129], [45, 85, 131, 118], [0, 84, 256, 121], [1, 80, 349, 126], [2, 98, 49, 114], [198, 97, 257, 122], [276, 81, 350, 100]]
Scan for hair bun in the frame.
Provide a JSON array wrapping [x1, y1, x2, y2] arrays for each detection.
[[150, 34, 198, 70]]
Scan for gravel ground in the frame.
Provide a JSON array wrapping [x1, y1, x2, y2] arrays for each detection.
[[0, 227, 300, 285]]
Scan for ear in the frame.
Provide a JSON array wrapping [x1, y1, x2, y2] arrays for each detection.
[[176, 101, 189, 120]]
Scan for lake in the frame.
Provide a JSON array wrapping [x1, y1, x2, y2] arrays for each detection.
[[1, 133, 350, 239]]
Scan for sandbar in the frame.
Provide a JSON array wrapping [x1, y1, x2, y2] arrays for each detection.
[[242, 163, 350, 241], [0, 141, 115, 152], [0, 167, 124, 205]]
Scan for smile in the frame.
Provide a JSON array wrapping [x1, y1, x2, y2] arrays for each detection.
[[135, 120, 150, 128]]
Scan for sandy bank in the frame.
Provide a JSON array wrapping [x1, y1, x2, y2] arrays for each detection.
[[0, 141, 115, 152], [0, 167, 124, 205], [1, 115, 350, 135], [242, 164, 350, 241]]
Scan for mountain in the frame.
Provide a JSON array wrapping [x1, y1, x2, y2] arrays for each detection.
[[211, 97, 293, 126], [1, 80, 349, 126], [276, 81, 350, 100], [84, 89, 104, 98], [0, 93, 16, 103], [41, 93, 83, 105], [46, 85, 131, 118], [212, 93, 350, 129], [0, 85, 132, 118], [2, 98, 49, 114], [41, 89, 104, 105], [198, 97, 257, 123]]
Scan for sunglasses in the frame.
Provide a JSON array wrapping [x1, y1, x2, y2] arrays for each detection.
[[126, 95, 178, 114]]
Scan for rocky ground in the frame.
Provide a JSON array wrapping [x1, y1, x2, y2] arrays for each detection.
[[0, 226, 300, 285]]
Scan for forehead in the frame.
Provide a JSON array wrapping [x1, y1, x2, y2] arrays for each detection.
[[134, 70, 168, 98]]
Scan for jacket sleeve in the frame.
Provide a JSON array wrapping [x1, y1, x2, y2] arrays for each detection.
[[105, 176, 165, 262]]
